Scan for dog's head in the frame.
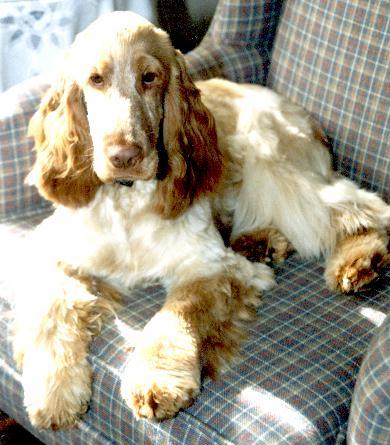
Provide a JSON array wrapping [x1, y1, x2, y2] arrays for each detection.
[[28, 12, 222, 217]]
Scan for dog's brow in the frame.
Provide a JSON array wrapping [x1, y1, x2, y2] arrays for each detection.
[[93, 58, 113, 77]]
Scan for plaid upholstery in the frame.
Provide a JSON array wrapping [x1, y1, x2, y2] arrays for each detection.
[[0, 1, 389, 444], [187, 0, 390, 201], [268, 0, 390, 201], [0, 217, 389, 445], [185, 0, 283, 84], [0, 215, 390, 445], [347, 314, 390, 445], [0, 76, 52, 222]]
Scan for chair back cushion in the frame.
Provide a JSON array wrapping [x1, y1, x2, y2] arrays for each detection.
[[268, 0, 389, 201], [0, 77, 52, 222]]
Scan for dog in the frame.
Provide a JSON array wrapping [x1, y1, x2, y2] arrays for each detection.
[[13, 11, 389, 429]]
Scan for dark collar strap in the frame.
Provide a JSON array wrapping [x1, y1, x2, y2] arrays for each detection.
[[115, 179, 134, 187]]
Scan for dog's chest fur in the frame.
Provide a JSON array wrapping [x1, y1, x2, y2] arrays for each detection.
[[35, 182, 225, 289]]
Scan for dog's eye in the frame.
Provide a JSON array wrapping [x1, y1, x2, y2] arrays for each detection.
[[89, 74, 104, 87], [142, 72, 157, 85]]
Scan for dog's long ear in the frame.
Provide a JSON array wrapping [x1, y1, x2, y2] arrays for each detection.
[[27, 76, 101, 208], [153, 50, 223, 218]]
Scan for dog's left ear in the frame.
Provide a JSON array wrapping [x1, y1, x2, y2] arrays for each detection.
[[153, 50, 223, 218]]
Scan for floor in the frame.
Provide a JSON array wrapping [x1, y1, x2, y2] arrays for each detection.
[[0, 411, 43, 445]]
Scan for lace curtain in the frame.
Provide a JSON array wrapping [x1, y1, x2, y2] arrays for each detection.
[[0, 0, 156, 91]]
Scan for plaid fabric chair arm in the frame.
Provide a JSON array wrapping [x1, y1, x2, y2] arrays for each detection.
[[347, 314, 390, 445], [0, 76, 51, 222], [185, 0, 284, 84]]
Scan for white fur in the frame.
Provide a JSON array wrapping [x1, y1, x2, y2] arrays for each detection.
[[23, 182, 273, 292], [13, 13, 389, 428], [14, 180, 274, 427], [199, 79, 389, 257]]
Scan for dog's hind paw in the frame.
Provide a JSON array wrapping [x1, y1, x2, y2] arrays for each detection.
[[231, 227, 294, 264], [325, 229, 389, 293]]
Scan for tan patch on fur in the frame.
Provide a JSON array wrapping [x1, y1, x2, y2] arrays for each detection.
[[61, 264, 123, 306], [16, 265, 121, 430], [122, 274, 260, 420], [167, 275, 260, 378], [152, 51, 223, 219], [310, 116, 332, 151], [325, 229, 389, 293], [28, 80, 102, 208], [197, 78, 243, 100], [231, 228, 294, 264], [91, 57, 113, 88]]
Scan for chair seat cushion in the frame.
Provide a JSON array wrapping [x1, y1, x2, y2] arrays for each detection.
[[1, 213, 389, 444]]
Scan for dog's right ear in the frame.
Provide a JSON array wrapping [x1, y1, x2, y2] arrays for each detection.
[[27, 75, 101, 208]]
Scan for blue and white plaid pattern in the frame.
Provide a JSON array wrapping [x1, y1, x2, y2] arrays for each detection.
[[348, 314, 390, 445], [0, 76, 52, 222], [0, 219, 389, 445], [185, 0, 283, 84], [0, 1, 389, 443], [268, 0, 390, 202]]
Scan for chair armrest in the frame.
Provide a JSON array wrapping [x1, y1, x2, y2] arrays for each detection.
[[347, 314, 390, 444], [185, 0, 283, 84], [0, 76, 51, 222]]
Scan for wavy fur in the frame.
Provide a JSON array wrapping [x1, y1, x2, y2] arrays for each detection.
[[15, 11, 389, 429], [28, 78, 101, 207], [153, 50, 222, 218]]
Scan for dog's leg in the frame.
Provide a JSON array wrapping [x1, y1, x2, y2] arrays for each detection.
[[230, 227, 294, 264], [325, 229, 389, 293], [13, 267, 108, 429], [319, 178, 390, 293], [234, 150, 389, 291], [121, 256, 274, 420]]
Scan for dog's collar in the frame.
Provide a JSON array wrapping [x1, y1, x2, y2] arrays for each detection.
[[115, 179, 134, 187]]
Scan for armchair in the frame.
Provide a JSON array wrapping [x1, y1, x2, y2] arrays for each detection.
[[0, 1, 388, 444]]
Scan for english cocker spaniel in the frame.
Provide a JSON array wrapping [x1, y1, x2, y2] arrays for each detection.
[[14, 12, 389, 429]]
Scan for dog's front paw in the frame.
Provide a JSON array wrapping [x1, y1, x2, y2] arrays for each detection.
[[326, 230, 389, 293], [121, 312, 201, 420], [23, 355, 91, 430], [121, 367, 199, 420], [27, 397, 89, 431]]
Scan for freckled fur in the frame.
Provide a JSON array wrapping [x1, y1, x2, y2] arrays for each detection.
[[15, 11, 390, 429]]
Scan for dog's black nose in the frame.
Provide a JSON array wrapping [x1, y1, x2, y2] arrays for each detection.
[[108, 144, 141, 169]]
